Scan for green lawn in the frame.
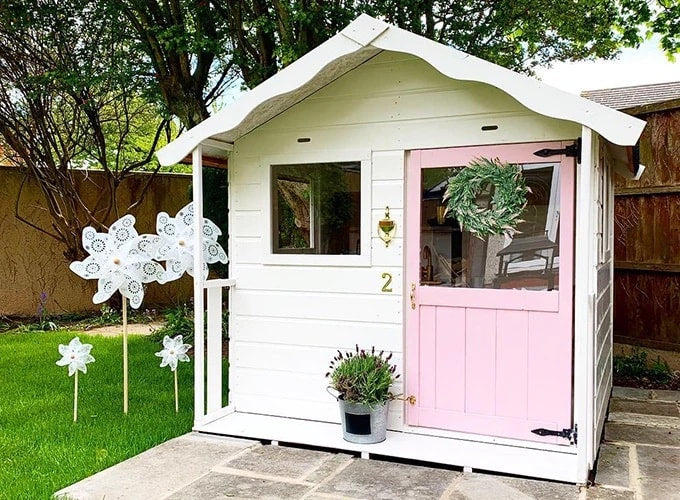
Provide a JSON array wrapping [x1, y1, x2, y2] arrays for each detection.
[[0, 331, 194, 499]]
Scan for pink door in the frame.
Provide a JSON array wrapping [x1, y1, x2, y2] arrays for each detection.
[[405, 142, 575, 444]]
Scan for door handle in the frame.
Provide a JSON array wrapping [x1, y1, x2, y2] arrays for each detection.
[[410, 282, 416, 310]]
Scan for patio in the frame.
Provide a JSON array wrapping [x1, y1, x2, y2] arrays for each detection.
[[55, 386, 680, 499]]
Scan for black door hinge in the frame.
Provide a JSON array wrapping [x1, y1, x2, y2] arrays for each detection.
[[531, 425, 577, 445], [533, 138, 581, 163]]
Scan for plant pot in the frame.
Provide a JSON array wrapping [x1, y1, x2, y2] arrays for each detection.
[[338, 399, 388, 444]]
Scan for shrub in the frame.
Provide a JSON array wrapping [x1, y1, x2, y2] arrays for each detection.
[[613, 348, 673, 383], [151, 304, 194, 344], [326, 345, 399, 408], [150, 304, 229, 346]]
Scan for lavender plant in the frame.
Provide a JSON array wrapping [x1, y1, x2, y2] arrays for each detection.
[[326, 345, 399, 408]]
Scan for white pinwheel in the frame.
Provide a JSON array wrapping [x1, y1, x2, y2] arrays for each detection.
[[56, 337, 95, 376], [69, 214, 165, 309], [155, 335, 191, 371], [154, 202, 228, 282]]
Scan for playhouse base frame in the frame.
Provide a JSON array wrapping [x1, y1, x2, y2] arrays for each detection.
[[194, 410, 582, 483]]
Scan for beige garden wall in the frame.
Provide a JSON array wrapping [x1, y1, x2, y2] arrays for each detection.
[[0, 166, 194, 317]]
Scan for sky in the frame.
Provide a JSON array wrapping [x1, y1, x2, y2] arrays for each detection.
[[535, 37, 679, 95]]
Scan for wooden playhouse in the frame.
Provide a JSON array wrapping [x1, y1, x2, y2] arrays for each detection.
[[156, 15, 646, 483]]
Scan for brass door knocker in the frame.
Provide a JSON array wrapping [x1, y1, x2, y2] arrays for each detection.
[[378, 206, 396, 247]]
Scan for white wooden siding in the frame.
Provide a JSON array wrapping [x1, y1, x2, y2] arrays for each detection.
[[234, 52, 579, 156], [227, 50, 579, 427], [593, 139, 614, 459]]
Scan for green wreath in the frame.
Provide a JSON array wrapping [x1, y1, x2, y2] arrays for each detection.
[[444, 157, 529, 238]]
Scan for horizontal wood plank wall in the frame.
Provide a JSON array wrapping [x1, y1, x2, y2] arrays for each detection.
[[613, 108, 680, 352], [594, 136, 614, 460], [227, 51, 580, 427]]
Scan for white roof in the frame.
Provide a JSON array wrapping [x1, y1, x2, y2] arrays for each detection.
[[157, 14, 646, 166]]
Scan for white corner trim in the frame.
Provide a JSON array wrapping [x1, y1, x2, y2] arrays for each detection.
[[156, 14, 646, 167]]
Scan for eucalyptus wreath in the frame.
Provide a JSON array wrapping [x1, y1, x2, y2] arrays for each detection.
[[444, 157, 529, 238]]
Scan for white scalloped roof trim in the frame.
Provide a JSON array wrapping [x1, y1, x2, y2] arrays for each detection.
[[157, 14, 645, 166]]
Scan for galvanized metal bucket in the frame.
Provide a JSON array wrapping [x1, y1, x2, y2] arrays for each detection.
[[327, 388, 388, 444]]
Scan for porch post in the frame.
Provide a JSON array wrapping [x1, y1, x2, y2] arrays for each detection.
[[192, 145, 205, 422], [574, 126, 595, 482]]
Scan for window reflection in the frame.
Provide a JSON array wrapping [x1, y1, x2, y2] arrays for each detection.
[[420, 163, 560, 291], [273, 162, 361, 255]]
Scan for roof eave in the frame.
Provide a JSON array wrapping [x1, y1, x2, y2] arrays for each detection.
[[156, 14, 646, 166]]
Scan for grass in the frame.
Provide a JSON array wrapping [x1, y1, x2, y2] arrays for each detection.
[[0, 331, 194, 499]]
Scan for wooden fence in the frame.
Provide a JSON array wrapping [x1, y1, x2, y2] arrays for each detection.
[[614, 108, 680, 352], [0, 166, 193, 317]]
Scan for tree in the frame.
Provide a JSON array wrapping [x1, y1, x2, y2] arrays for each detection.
[[214, 1, 680, 87], [111, 0, 239, 128], [116, 1, 678, 125], [0, 0, 171, 260]]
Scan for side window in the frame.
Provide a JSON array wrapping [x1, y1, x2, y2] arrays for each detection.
[[596, 154, 611, 265], [272, 162, 361, 255]]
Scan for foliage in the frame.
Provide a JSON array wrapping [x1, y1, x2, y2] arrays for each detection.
[[444, 157, 529, 238], [92, 304, 123, 327], [0, 331, 193, 499], [218, 1, 680, 86], [0, 0, 172, 260], [151, 304, 194, 344], [326, 346, 399, 408], [150, 303, 229, 345], [191, 168, 229, 278], [613, 348, 673, 383], [98, 1, 680, 138]]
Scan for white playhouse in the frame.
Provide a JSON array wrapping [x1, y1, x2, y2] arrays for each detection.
[[156, 15, 645, 483]]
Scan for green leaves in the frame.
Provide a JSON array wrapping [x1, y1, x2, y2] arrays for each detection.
[[327, 347, 399, 408], [444, 157, 529, 238]]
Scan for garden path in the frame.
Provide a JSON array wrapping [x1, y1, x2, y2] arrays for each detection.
[[55, 386, 680, 499]]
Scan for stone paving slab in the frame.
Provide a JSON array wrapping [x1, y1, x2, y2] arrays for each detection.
[[167, 471, 312, 499], [223, 444, 333, 480], [54, 434, 255, 500], [637, 445, 680, 500], [609, 398, 679, 417], [594, 444, 630, 488], [612, 387, 680, 403], [585, 488, 634, 500], [315, 457, 459, 499], [451, 474, 579, 500], [608, 411, 680, 429], [605, 422, 680, 446]]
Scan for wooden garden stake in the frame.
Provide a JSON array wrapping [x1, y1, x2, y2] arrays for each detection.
[[174, 369, 179, 413], [73, 370, 78, 422], [123, 295, 129, 414]]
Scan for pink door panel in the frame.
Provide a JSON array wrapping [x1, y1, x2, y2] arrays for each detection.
[[405, 143, 575, 444]]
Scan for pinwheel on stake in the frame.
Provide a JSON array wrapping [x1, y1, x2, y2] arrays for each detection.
[[155, 335, 192, 413], [69, 214, 164, 414], [56, 337, 95, 422], [154, 202, 228, 282]]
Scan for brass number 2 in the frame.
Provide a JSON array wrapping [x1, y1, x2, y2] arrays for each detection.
[[381, 272, 393, 293]]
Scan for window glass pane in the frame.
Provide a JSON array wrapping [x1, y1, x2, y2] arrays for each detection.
[[420, 162, 560, 291], [273, 162, 361, 255]]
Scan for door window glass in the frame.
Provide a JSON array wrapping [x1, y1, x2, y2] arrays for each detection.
[[420, 163, 560, 290]]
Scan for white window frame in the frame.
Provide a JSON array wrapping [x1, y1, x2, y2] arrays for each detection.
[[262, 150, 372, 267]]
